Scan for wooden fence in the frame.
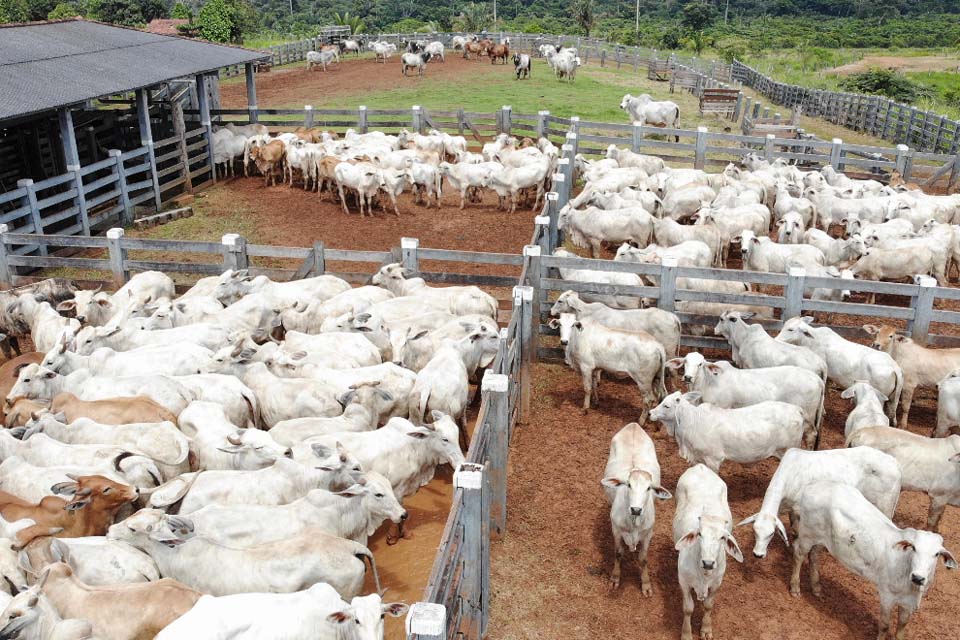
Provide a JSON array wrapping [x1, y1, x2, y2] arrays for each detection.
[[732, 60, 960, 158]]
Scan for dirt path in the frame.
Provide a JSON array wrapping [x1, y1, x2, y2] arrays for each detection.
[[221, 55, 503, 108], [489, 361, 960, 640], [830, 55, 960, 76]]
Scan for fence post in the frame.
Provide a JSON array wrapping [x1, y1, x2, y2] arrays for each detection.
[[483, 371, 510, 539], [657, 257, 677, 313], [783, 267, 805, 321], [195, 73, 216, 184], [552, 173, 567, 210], [546, 192, 560, 252], [135, 88, 162, 210], [911, 276, 937, 344], [0, 225, 11, 288], [569, 116, 580, 146], [632, 122, 644, 153], [16, 179, 46, 257], [411, 105, 423, 133], [221, 233, 249, 272], [501, 105, 512, 136], [733, 92, 744, 122], [763, 134, 776, 163], [694, 126, 708, 170], [455, 462, 486, 637], [534, 216, 551, 255], [304, 105, 314, 128], [401, 237, 419, 272], [895, 144, 910, 175], [829, 138, 844, 170], [171, 102, 193, 193], [404, 602, 445, 640], [358, 106, 368, 134], [312, 240, 325, 275], [523, 245, 542, 363], [245, 63, 259, 123], [536, 110, 550, 139], [107, 228, 129, 287], [514, 285, 533, 423], [109, 150, 133, 226]]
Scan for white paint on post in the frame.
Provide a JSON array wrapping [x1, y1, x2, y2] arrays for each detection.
[[405, 602, 446, 637]]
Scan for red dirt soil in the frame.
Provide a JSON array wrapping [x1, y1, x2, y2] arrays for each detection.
[[488, 361, 960, 640], [220, 55, 502, 109]]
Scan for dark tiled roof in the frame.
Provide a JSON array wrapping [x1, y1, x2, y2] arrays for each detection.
[[0, 19, 268, 122]]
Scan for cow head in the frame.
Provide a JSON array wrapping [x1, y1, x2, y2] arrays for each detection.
[[862, 324, 900, 351], [6, 364, 60, 407], [216, 429, 292, 468], [601, 467, 671, 519], [775, 316, 816, 345], [50, 473, 138, 513], [737, 512, 789, 558], [893, 531, 956, 593], [677, 514, 743, 572], [713, 310, 755, 338], [548, 313, 580, 347]]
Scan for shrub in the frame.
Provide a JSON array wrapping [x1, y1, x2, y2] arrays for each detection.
[[171, 1, 190, 19], [47, 0, 81, 18], [839, 68, 934, 103]]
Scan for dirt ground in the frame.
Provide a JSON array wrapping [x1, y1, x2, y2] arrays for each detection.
[[830, 55, 960, 75], [488, 359, 960, 640], [220, 55, 503, 109]]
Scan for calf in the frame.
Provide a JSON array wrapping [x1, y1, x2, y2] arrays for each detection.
[[847, 427, 960, 530], [602, 421, 671, 595], [400, 52, 431, 77], [668, 352, 825, 448], [674, 465, 742, 640], [551, 314, 666, 416], [31, 562, 200, 640], [776, 316, 903, 421], [48, 391, 178, 425], [650, 392, 804, 473], [250, 140, 286, 186], [713, 310, 827, 380], [335, 162, 384, 217], [739, 230, 825, 272], [0, 474, 137, 541], [840, 381, 890, 439], [788, 481, 955, 639], [489, 43, 509, 64], [558, 206, 654, 259], [936, 369, 960, 437], [739, 447, 901, 558], [864, 323, 960, 428], [513, 53, 531, 79]]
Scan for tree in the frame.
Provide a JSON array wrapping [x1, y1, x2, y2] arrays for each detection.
[[454, 3, 490, 32], [47, 1, 82, 18], [839, 68, 932, 103], [196, 0, 256, 43], [0, 0, 29, 21], [680, 1, 715, 32], [572, 0, 594, 36], [333, 10, 365, 35], [171, 1, 191, 19]]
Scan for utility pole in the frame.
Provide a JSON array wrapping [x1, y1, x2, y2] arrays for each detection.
[[724, 0, 730, 24], [494, 0, 497, 25], [635, 0, 640, 34]]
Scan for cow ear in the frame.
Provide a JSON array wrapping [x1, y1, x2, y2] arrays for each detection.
[[862, 324, 879, 335], [548, 318, 559, 329], [800, 316, 815, 325], [50, 481, 78, 496], [939, 549, 958, 569], [725, 534, 745, 563], [327, 611, 353, 625], [705, 363, 723, 376], [56, 300, 76, 312], [653, 485, 672, 500], [894, 540, 916, 552], [674, 531, 698, 551], [600, 477, 622, 488], [736, 514, 758, 527], [383, 602, 409, 617], [665, 358, 684, 371]]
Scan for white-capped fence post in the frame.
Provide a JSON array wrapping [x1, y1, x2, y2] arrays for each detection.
[[763, 134, 776, 163], [829, 138, 843, 170], [534, 215, 551, 255], [16, 179, 46, 257], [221, 233, 248, 272], [694, 126, 708, 170], [483, 371, 510, 539], [411, 105, 423, 134], [0, 225, 11, 288], [552, 173, 566, 210], [895, 144, 910, 175], [514, 285, 533, 423], [304, 105, 314, 128], [910, 276, 937, 344], [401, 237, 419, 272], [546, 192, 560, 252], [501, 105, 512, 136], [523, 246, 542, 363], [196, 73, 216, 183], [632, 122, 644, 153], [536, 110, 550, 138], [455, 462, 486, 637], [245, 63, 258, 123], [107, 228, 128, 288], [358, 106, 368, 133], [566, 129, 579, 156], [783, 267, 805, 321], [405, 602, 445, 640], [657, 257, 677, 313]]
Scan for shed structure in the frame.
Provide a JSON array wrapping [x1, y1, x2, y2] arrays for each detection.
[[0, 18, 268, 237]]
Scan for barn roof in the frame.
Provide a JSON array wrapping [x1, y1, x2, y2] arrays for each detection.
[[0, 19, 268, 123]]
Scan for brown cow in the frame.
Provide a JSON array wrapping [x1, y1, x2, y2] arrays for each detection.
[[33, 563, 201, 640], [463, 39, 489, 60], [489, 43, 509, 64], [4, 397, 48, 427], [49, 392, 179, 426], [0, 352, 42, 409], [294, 127, 322, 143], [0, 474, 138, 542], [250, 140, 286, 186]]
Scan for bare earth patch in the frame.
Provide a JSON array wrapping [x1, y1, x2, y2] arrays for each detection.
[[830, 55, 960, 76]]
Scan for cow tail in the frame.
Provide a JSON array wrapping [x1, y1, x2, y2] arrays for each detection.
[[813, 379, 826, 451], [888, 366, 904, 425], [655, 347, 667, 401], [357, 547, 382, 594]]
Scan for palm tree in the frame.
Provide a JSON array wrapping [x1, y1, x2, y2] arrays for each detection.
[[456, 3, 490, 33], [573, 0, 595, 37], [333, 11, 365, 36]]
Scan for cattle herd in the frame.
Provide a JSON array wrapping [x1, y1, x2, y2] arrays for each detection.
[[0, 258, 506, 638], [542, 145, 960, 638]]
